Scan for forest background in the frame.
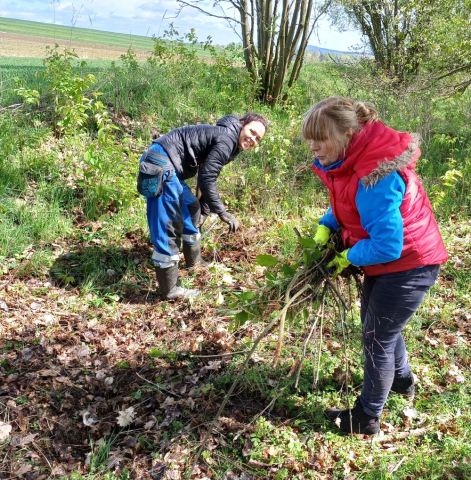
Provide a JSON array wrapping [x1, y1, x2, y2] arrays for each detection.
[[0, 10, 470, 480]]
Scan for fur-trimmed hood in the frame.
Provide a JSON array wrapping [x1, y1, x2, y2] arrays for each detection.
[[361, 132, 421, 188], [337, 121, 422, 188]]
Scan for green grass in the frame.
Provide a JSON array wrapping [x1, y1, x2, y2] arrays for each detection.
[[0, 56, 117, 69], [0, 17, 214, 56]]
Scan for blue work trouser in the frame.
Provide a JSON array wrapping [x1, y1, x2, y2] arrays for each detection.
[[144, 146, 200, 268], [359, 265, 440, 416]]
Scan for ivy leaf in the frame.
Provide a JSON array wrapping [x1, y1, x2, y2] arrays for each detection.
[[256, 254, 279, 267]]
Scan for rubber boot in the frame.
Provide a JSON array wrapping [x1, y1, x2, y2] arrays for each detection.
[[391, 372, 415, 398], [155, 264, 199, 300], [326, 399, 380, 435], [183, 241, 208, 268]]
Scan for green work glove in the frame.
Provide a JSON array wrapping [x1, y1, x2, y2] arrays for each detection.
[[314, 224, 331, 246], [327, 249, 351, 276]]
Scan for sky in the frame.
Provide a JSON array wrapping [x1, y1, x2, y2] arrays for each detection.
[[0, 0, 363, 52]]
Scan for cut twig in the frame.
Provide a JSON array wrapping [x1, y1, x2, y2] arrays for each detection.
[[272, 273, 296, 367], [373, 426, 433, 443], [187, 283, 312, 478], [295, 285, 326, 388], [388, 456, 407, 474], [313, 295, 326, 388], [273, 259, 326, 367], [330, 280, 354, 427]]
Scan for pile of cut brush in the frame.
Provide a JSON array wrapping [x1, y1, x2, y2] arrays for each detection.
[[225, 227, 362, 367], [189, 228, 363, 473]]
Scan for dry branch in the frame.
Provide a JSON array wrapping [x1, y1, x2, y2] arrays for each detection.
[[373, 426, 433, 443], [187, 282, 312, 477]]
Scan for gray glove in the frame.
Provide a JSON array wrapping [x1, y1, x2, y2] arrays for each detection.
[[196, 213, 208, 229], [219, 212, 239, 233]]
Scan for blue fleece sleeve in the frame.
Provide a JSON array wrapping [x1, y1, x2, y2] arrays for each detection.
[[319, 206, 339, 232], [347, 172, 406, 267]]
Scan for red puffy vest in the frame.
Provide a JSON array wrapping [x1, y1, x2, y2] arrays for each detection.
[[312, 121, 448, 275]]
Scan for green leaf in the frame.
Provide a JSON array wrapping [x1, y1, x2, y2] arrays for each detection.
[[149, 348, 163, 358], [234, 310, 250, 329], [256, 254, 279, 267], [265, 271, 276, 281], [303, 250, 309, 264], [233, 291, 257, 301], [281, 264, 296, 276], [298, 237, 317, 248]]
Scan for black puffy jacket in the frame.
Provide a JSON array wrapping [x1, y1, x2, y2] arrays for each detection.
[[153, 115, 242, 215]]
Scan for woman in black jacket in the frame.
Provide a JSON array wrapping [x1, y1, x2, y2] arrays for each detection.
[[141, 113, 267, 300]]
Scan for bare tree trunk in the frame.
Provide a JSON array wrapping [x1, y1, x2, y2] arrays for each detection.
[[289, 0, 317, 89], [177, 0, 330, 105], [239, 0, 258, 82]]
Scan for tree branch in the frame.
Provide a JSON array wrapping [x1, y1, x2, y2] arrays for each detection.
[[176, 0, 243, 24]]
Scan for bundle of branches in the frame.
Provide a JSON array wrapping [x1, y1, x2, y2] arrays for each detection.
[[190, 230, 363, 474], [224, 228, 362, 370]]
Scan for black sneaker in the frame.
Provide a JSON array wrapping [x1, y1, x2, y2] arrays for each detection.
[[391, 373, 415, 398], [326, 399, 380, 435]]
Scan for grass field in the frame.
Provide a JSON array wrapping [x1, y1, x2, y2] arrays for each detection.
[[0, 17, 213, 60], [0, 17, 156, 51]]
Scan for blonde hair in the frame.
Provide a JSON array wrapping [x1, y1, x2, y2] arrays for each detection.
[[302, 96, 379, 156]]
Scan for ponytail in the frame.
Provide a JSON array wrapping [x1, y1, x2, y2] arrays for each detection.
[[353, 101, 379, 124]]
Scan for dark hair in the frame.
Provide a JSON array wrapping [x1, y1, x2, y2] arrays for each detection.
[[240, 112, 269, 132]]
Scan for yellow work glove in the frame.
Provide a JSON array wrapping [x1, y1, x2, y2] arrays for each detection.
[[327, 249, 351, 276], [314, 224, 331, 246]]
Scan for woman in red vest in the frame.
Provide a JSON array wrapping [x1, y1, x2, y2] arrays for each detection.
[[302, 96, 448, 435]]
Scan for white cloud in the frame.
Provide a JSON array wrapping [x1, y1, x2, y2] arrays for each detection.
[[55, 2, 74, 12], [139, 2, 164, 12]]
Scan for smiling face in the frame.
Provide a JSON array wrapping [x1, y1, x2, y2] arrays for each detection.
[[238, 121, 266, 151]]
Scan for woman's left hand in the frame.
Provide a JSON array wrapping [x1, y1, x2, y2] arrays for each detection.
[[327, 249, 351, 276]]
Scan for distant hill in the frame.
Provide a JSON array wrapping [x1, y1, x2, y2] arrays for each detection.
[[306, 45, 362, 56], [0, 17, 155, 51]]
